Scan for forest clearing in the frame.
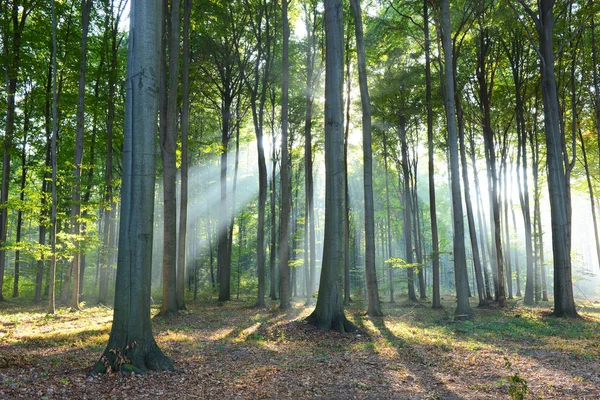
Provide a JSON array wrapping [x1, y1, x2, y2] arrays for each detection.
[[1, 297, 599, 399]]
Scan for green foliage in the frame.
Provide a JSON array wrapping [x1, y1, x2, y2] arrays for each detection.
[[504, 356, 529, 400]]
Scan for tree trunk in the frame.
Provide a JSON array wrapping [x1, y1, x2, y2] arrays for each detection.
[[440, 0, 471, 319], [69, 0, 92, 311], [177, 0, 191, 311], [343, 28, 352, 306], [13, 93, 29, 298], [535, 0, 577, 317], [579, 131, 600, 270], [92, 0, 174, 373], [0, 0, 29, 301], [476, 28, 505, 307], [306, 0, 355, 332], [348, 0, 382, 315], [159, 0, 180, 316], [382, 135, 397, 302], [48, 0, 59, 314], [424, 0, 441, 309], [269, 115, 278, 300], [456, 90, 486, 306], [279, 0, 292, 310], [399, 118, 418, 302]]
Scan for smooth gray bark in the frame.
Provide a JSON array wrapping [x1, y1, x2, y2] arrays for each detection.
[[93, 0, 174, 372], [440, 0, 471, 320], [306, 0, 355, 332]]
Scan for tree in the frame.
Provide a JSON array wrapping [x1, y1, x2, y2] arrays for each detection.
[[306, 0, 355, 332], [440, 0, 471, 320], [178, 0, 191, 311], [424, 0, 441, 309], [159, 0, 181, 316], [279, 0, 292, 310], [92, 0, 174, 373], [0, 0, 33, 301], [70, 0, 94, 311], [349, 0, 382, 317], [514, 0, 578, 317]]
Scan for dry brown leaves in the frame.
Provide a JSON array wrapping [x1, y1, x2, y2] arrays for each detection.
[[0, 299, 599, 399]]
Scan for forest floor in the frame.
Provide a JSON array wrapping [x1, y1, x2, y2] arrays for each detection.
[[0, 295, 599, 399]]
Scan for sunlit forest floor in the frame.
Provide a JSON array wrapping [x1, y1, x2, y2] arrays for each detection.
[[1, 294, 599, 399]]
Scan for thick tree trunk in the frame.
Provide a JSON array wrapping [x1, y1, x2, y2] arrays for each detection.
[[93, 0, 174, 373], [535, 0, 577, 317], [306, 0, 355, 332], [382, 136, 397, 303], [440, 0, 471, 319]]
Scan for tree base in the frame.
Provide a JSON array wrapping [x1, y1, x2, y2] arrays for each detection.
[[306, 311, 357, 333], [91, 342, 175, 375]]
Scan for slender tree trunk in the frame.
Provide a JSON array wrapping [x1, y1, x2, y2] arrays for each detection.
[[457, 91, 486, 306], [13, 94, 29, 298], [177, 0, 191, 310], [68, 0, 92, 311], [399, 118, 418, 302], [382, 135, 397, 302], [269, 121, 278, 300], [502, 161, 513, 300], [279, 0, 292, 310], [348, 0, 381, 315], [440, 0, 471, 319], [159, 0, 180, 316], [424, 0, 441, 309], [476, 29, 505, 307], [48, 0, 59, 314], [343, 29, 352, 306], [579, 131, 600, 269]]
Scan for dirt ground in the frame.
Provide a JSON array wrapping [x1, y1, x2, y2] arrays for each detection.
[[1, 297, 599, 399]]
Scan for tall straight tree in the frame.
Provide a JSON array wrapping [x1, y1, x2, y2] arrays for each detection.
[[159, 0, 180, 316], [0, 0, 32, 301], [70, 0, 94, 311], [177, 0, 191, 311], [306, 0, 355, 332], [424, 0, 441, 309], [302, 1, 320, 305], [244, 0, 276, 308], [92, 0, 174, 373], [48, 0, 59, 315], [279, 0, 292, 310], [349, 0, 382, 317], [515, 0, 578, 317], [440, 0, 471, 320]]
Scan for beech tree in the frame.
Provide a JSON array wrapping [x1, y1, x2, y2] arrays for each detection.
[[306, 0, 355, 332], [92, 0, 174, 373]]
